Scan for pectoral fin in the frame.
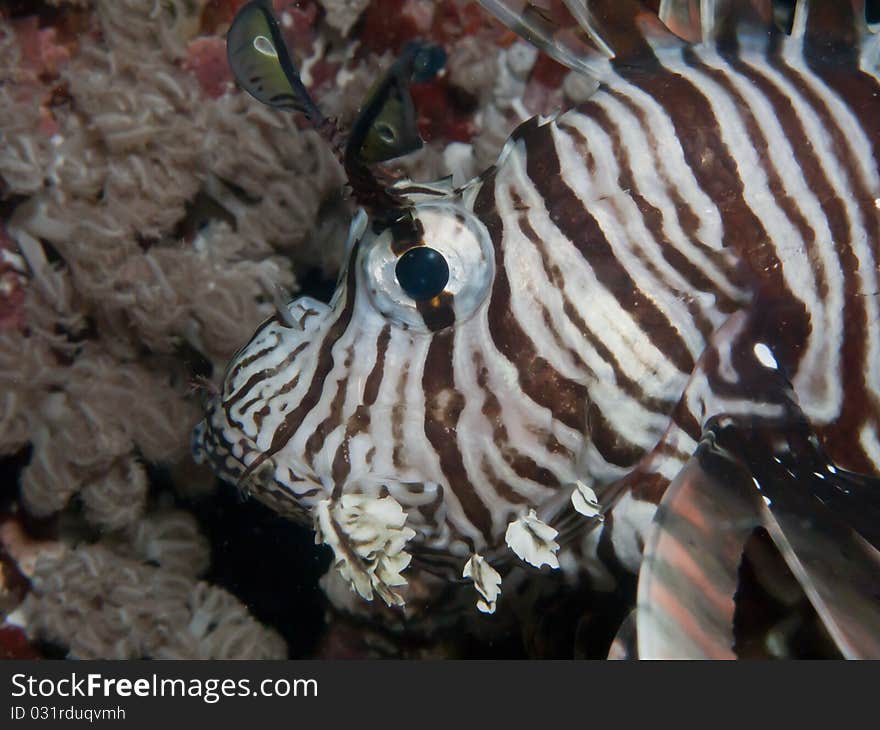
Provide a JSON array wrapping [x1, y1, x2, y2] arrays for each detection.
[[637, 420, 880, 659], [636, 438, 758, 659]]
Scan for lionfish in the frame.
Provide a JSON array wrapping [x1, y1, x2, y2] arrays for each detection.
[[193, 0, 880, 658]]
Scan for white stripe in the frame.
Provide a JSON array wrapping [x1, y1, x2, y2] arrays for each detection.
[[597, 73, 726, 252], [779, 36, 880, 406], [696, 46, 845, 423], [561, 97, 744, 307]]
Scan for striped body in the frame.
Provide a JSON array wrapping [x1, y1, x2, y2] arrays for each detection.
[[194, 3, 880, 605]]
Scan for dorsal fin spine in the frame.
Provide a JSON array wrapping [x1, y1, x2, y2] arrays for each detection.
[[563, 0, 615, 58], [701, 0, 715, 43], [790, 0, 808, 38]]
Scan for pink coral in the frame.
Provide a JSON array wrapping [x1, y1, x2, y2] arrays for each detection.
[[7, 15, 79, 137], [10, 17, 72, 84], [184, 36, 233, 99]]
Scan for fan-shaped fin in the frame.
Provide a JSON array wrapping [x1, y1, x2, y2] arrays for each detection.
[[607, 609, 640, 659], [638, 418, 880, 660], [717, 422, 880, 659], [636, 445, 757, 660], [226, 0, 323, 123], [754, 478, 880, 659]]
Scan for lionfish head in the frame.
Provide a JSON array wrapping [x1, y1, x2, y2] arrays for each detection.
[[192, 2, 588, 601], [194, 178, 511, 529]]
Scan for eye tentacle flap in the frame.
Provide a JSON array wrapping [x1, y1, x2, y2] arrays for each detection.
[[227, 1, 327, 128], [226, 1, 447, 220]]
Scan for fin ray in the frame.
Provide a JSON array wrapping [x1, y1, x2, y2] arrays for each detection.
[[717, 422, 880, 659], [636, 449, 757, 659], [708, 0, 777, 43], [638, 417, 880, 659], [607, 608, 639, 659], [659, 0, 703, 42], [478, 0, 682, 79], [478, 0, 614, 78]]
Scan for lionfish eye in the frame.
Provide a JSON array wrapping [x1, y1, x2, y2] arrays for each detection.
[[395, 246, 449, 301]]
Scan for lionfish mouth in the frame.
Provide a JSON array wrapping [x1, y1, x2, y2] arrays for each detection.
[[192, 296, 332, 495]]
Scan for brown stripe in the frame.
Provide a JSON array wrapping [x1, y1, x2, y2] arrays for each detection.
[[561, 104, 745, 313], [330, 410, 366, 494], [304, 345, 353, 468], [560, 106, 721, 341], [679, 51, 827, 389], [473, 350, 564, 490], [225, 332, 279, 389], [784, 44, 880, 473], [422, 327, 493, 541], [475, 151, 590, 434], [416, 291, 456, 331], [363, 325, 391, 406], [223, 340, 309, 415], [238, 244, 361, 483], [386, 214, 425, 256], [515, 198, 651, 467], [515, 188, 678, 420], [803, 1, 864, 63], [616, 54, 813, 387], [520, 113, 698, 377], [391, 359, 409, 470]]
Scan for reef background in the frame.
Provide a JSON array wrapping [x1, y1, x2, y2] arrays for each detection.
[[0, 0, 600, 659]]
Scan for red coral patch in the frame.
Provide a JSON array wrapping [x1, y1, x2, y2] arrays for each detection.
[[0, 626, 40, 660], [184, 36, 234, 99]]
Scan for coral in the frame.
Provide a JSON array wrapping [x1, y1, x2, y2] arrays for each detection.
[[0, 0, 349, 659], [127, 509, 211, 577], [0, 34, 53, 195], [0, 0, 349, 525], [319, 0, 370, 36], [21, 543, 286, 659], [0, 226, 26, 331], [183, 36, 233, 99], [0, 331, 197, 524]]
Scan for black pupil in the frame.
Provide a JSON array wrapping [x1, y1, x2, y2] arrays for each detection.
[[395, 246, 449, 301]]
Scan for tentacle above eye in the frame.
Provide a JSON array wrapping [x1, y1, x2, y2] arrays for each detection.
[[226, 0, 325, 123]]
